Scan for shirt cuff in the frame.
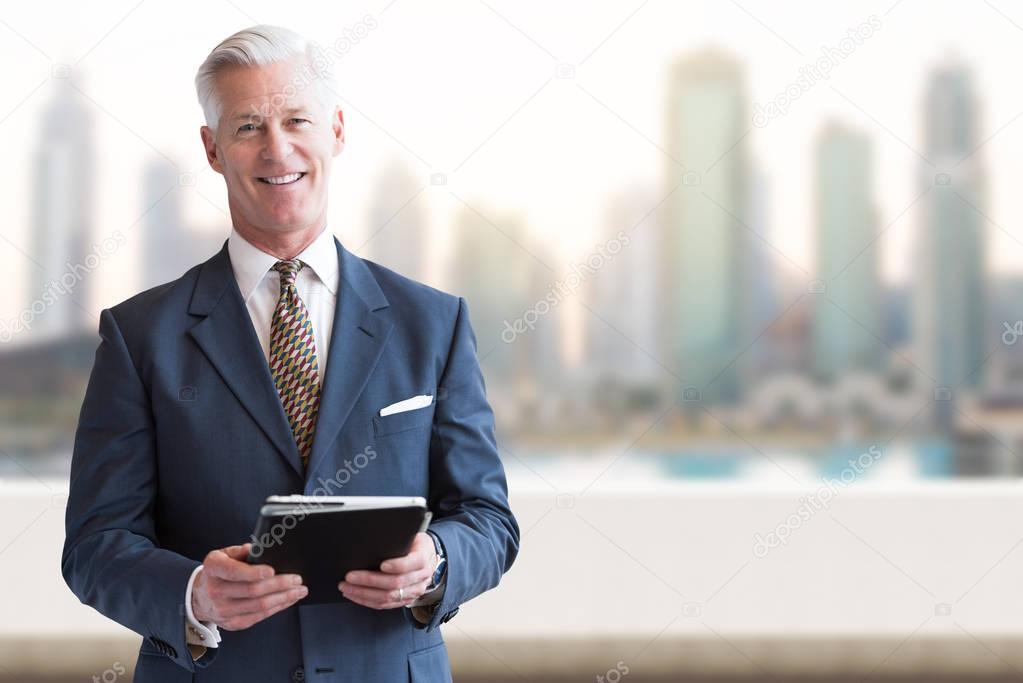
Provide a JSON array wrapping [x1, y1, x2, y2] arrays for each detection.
[[410, 573, 445, 607], [185, 565, 222, 651], [409, 579, 445, 624]]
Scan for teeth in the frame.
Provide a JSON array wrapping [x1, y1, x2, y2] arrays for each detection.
[[262, 172, 303, 185]]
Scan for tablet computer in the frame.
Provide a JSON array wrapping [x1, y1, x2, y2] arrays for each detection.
[[246, 495, 432, 604]]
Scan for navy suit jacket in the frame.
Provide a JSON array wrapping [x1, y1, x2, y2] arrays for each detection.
[[62, 237, 519, 682]]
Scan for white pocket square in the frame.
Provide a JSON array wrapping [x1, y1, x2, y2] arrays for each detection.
[[379, 394, 434, 417]]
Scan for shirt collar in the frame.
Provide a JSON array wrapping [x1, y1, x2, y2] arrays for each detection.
[[228, 225, 340, 301]]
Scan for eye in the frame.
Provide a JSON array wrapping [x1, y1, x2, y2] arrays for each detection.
[[290, 118, 310, 125], [238, 123, 257, 133]]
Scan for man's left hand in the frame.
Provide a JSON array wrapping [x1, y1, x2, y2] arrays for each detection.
[[338, 532, 438, 609]]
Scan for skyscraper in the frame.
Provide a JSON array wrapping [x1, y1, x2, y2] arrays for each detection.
[[663, 50, 750, 404], [914, 61, 987, 423], [29, 82, 96, 339], [813, 122, 882, 380], [745, 166, 781, 381], [450, 203, 532, 381], [363, 159, 427, 282], [140, 156, 226, 292], [141, 159, 187, 291], [585, 184, 660, 383]]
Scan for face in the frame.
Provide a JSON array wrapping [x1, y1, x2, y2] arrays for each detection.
[[200, 56, 344, 241]]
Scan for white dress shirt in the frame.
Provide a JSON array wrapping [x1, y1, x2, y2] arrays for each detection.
[[227, 224, 340, 384], [183, 226, 442, 659]]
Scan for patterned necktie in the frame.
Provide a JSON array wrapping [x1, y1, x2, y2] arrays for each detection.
[[269, 259, 321, 469]]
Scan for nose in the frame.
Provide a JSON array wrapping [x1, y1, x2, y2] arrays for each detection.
[[260, 125, 294, 163]]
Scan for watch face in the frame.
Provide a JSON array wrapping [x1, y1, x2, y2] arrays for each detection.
[[431, 557, 447, 587]]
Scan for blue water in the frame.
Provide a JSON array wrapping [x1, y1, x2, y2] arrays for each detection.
[[505, 440, 958, 481]]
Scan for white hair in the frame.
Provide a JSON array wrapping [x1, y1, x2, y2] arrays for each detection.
[[194, 25, 335, 131]]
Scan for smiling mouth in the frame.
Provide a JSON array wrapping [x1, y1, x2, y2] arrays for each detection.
[[258, 172, 307, 185]]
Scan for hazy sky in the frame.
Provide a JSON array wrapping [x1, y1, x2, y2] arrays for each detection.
[[2, 0, 1022, 323]]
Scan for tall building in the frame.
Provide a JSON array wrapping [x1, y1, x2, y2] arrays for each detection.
[[29, 82, 96, 339], [914, 61, 987, 423], [745, 166, 781, 381], [813, 122, 882, 380], [140, 157, 226, 291], [141, 159, 187, 290], [585, 184, 660, 383], [449, 203, 532, 380], [522, 245, 562, 401], [363, 159, 426, 282], [663, 50, 751, 404]]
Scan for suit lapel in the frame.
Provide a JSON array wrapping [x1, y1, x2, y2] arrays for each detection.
[[305, 239, 393, 479], [187, 241, 305, 478]]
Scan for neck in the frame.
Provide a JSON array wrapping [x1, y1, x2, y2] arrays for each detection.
[[233, 220, 326, 260]]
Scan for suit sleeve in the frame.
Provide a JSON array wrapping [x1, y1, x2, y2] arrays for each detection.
[[408, 297, 520, 631], [61, 308, 217, 671]]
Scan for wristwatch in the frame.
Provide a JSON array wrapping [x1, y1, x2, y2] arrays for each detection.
[[425, 530, 447, 591]]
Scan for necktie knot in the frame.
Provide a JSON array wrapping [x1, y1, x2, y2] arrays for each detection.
[[272, 259, 304, 287]]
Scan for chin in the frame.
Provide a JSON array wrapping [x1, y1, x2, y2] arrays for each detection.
[[264, 214, 317, 231]]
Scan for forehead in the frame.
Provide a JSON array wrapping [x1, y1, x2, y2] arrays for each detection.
[[216, 57, 322, 120]]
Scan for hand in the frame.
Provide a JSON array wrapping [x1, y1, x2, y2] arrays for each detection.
[[191, 543, 307, 630], [338, 532, 437, 609]]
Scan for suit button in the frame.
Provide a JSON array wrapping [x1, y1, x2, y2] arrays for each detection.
[[160, 642, 177, 658], [149, 637, 176, 659], [291, 665, 305, 682]]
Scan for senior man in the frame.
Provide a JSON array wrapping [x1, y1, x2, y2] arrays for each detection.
[[62, 24, 519, 683]]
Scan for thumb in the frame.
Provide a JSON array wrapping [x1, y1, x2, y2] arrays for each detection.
[[222, 543, 252, 561]]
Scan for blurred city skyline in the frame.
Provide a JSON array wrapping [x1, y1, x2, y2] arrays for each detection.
[[4, 0, 1023, 480], [3, 2, 1023, 321]]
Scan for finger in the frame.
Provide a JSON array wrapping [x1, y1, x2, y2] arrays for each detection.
[[344, 566, 431, 590], [219, 585, 308, 619], [379, 534, 432, 573], [339, 584, 395, 609], [206, 549, 274, 582], [220, 587, 306, 630], [340, 577, 430, 609], [217, 573, 303, 599], [225, 543, 278, 576], [222, 544, 253, 560], [384, 577, 432, 609], [379, 553, 427, 575]]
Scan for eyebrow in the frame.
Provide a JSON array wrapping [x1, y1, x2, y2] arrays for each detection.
[[229, 107, 313, 124]]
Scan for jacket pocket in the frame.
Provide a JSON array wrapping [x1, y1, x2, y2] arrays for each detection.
[[373, 404, 435, 437], [407, 641, 452, 683]]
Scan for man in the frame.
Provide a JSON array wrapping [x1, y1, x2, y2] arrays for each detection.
[[62, 25, 519, 683]]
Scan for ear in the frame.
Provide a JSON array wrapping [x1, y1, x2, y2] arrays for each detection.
[[331, 106, 345, 157], [200, 126, 223, 174]]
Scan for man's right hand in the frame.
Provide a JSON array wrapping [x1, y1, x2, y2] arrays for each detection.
[[191, 543, 307, 630]]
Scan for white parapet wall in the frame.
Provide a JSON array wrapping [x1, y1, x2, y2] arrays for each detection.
[[1, 478, 1022, 677]]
